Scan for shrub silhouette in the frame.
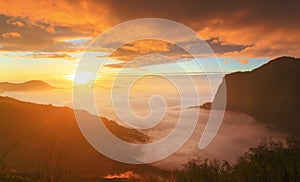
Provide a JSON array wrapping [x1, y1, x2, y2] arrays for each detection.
[[1, 138, 300, 181], [174, 138, 300, 182]]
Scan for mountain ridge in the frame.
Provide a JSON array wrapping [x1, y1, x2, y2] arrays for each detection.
[[0, 80, 57, 93], [201, 56, 300, 135], [0, 96, 156, 177]]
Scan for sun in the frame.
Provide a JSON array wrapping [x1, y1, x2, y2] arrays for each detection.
[[64, 74, 75, 82], [64, 72, 96, 85]]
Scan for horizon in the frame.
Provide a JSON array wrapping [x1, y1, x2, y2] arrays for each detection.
[[0, 1, 299, 181], [1, 1, 299, 85]]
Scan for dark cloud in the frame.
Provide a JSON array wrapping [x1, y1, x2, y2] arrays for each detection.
[[0, 0, 299, 57], [102, 38, 250, 68], [0, 14, 89, 52], [207, 38, 251, 54], [108, 40, 190, 61], [101, 0, 300, 28], [100, 0, 300, 58]]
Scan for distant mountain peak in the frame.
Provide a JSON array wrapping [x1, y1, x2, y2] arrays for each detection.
[[0, 80, 56, 92], [23, 80, 49, 84]]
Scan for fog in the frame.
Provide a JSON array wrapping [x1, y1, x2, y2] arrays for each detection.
[[148, 108, 285, 169], [0, 75, 286, 169]]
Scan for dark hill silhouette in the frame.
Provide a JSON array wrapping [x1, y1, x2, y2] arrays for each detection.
[[0, 96, 162, 179], [0, 80, 56, 93], [201, 56, 300, 135]]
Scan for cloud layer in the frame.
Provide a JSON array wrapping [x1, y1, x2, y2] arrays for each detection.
[[0, 0, 299, 59]]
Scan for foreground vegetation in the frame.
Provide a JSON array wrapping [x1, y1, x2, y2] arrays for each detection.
[[174, 138, 300, 182], [1, 138, 300, 182]]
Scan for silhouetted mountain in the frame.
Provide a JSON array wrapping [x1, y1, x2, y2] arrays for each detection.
[[0, 80, 56, 93], [201, 56, 300, 135], [0, 96, 163, 179]]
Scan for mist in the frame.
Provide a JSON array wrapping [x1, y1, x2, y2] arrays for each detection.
[[0, 75, 287, 170]]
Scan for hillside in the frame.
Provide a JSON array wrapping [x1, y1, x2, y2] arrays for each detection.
[[0, 96, 160, 179], [201, 56, 300, 135], [0, 80, 56, 93]]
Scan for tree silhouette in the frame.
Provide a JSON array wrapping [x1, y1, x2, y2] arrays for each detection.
[[174, 138, 300, 182]]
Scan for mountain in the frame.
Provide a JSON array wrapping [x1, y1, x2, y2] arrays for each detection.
[[201, 56, 300, 135], [0, 96, 162, 179], [0, 80, 56, 93]]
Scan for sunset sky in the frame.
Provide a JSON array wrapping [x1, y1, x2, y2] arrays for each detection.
[[0, 0, 299, 85]]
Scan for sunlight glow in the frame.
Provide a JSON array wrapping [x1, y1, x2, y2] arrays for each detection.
[[66, 72, 96, 85], [63, 74, 75, 82]]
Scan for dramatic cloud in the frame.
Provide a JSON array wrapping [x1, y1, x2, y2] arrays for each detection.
[[103, 0, 299, 59], [0, 0, 299, 58], [105, 40, 190, 62], [0, 14, 90, 52], [0, 0, 111, 33]]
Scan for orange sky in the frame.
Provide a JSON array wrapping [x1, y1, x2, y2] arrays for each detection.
[[0, 0, 299, 83], [0, 0, 299, 56]]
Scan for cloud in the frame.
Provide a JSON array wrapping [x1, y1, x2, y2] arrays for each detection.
[[207, 38, 251, 55], [2, 32, 22, 38], [100, 39, 193, 68], [199, 23, 300, 59], [104, 54, 188, 68], [146, 109, 286, 170], [23, 53, 75, 60], [239, 59, 248, 64], [0, 0, 111, 33], [101, 37, 247, 68], [98, 0, 300, 58], [6, 19, 25, 27], [0, 14, 90, 52], [103, 63, 126, 69], [0, 0, 299, 58], [109, 40, 172, 62], [122, 40, 170, 54], [1, 74, 287, 169]]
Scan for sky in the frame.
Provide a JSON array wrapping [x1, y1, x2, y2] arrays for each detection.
[[0, 0, 299, 85]]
